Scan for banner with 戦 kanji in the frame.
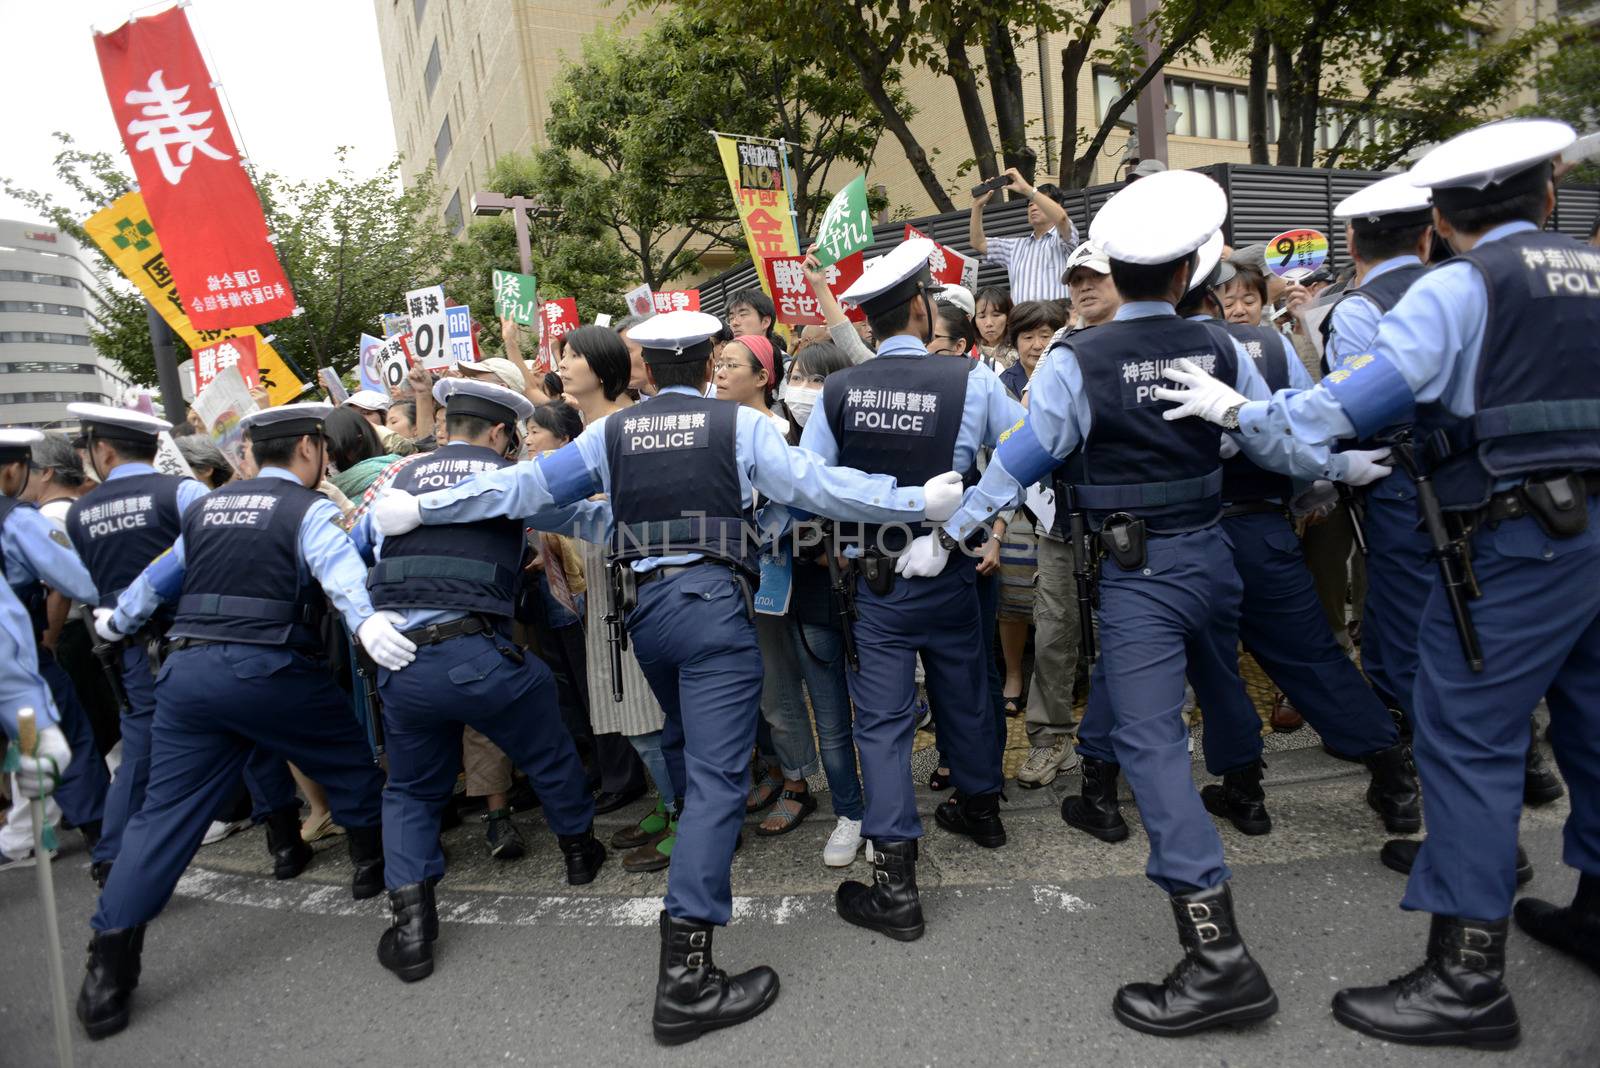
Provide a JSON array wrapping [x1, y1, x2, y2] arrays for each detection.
[[93, 5, 294, 329], [83, 192, 303, 405], [715, 135, 800, 298], [762, 253, 864, 326], [191, 335, 259, 394], [905, 224, 979, 291]]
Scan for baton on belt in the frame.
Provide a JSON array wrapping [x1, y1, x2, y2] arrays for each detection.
[[16, 709, 74, 1067]]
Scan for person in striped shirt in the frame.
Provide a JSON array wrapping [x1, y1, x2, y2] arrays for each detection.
[[968, 168, 1080, 303]]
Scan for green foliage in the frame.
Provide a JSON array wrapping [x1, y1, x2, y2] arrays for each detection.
[[1520, 33, 1600, 184]]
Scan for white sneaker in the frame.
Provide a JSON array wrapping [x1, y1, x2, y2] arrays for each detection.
[[1015, 736, 1079, 787], [0, 845, 54, 871], [202, 818, 250, 846], [822, 817, 864, 867]]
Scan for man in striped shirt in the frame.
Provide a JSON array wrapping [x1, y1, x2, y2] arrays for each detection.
[[968, 168, 1080, 303]]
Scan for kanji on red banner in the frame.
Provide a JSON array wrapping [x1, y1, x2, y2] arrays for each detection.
[[651, 290, 701, 314], [192, 334, 259, 393], [904, 224, 979, 290], [537, 298, 580, 370], [94, 6, 295, 330], [762, 252, 864, 326]]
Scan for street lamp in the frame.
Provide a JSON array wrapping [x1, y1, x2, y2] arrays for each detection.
[[469, 191, 558, 276]]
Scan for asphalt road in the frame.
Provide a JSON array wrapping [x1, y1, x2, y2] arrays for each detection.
[[3, 740, 1596, 1067]]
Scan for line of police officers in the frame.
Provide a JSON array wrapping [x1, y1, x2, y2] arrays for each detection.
[[0, 114, 1593, 1051]]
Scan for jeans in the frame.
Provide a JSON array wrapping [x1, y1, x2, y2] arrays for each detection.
[[628, 729, 678, 808], [790, 620, 864, 821], [755, 613, 821, 780]]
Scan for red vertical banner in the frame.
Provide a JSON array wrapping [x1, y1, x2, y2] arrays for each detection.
[[537, 298, 580, 370], [94, 7, 295, 330]]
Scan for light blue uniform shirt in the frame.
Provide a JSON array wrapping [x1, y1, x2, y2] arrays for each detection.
[[1324, 255, 1425, 370], [113, 467, 378, 635], [0, 581, 53, 733], [944, 301, 1353, 540], [414, 386, 931, 573], [1236, 222, 1532, 455], [1, 499, 98, 605]]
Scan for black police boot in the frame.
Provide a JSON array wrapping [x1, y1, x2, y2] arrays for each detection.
[[346, 823, 385, 900], [1363, 742, 1422, 834], [558, 829, 606, 886], [1113, 882, 1278, 1036], [76, 925, 144, 1040], [79, 819, 102, 851], [1379, 838, 1533, 886], [1061, 757, 1129, 843], [1201, 760, 1272, 836], [377, 881, 438, 983], [90, 860, 112, 888], [1524, 724, 1564, 806], [652, 911, 779, 1045], [1332, 915, 1520, 1049], [264, 806, 313, 880], [933, 791, 1006, 848], [836, 839, 924, 941], [1514, 872, 1600, 976]]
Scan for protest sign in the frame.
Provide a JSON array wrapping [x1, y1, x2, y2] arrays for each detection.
[[624, 283, 654, 318], [493, 270, 538, 326], [191, 334, 260, 395], [715, 134, 801, 296], [94, 6, 294, 329], [538, 298, 580, 368], [445, 304, 474, 364], [83, 192, 303, 405], [762, 252, 864, 326], [192, 364, 258, 434], [404, 285, 450, 369], [318, 367, 350, 405], [813, 175, 873, 268], [151, 431, 196, 480], [905, 224, 979, 290], [357, 334, 386, 393], [651, 290, 701, 314], [381, 312, 410, 339], [1266, 228, 1330, 281], [595, 313, 613, 328], [372, 334, 413, 392]]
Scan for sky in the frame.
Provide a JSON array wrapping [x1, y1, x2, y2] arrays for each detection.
[[0, 0, 399, 223]]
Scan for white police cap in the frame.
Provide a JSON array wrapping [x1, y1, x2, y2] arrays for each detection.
[[0, 428, 44, 464], [839, 238, 936, 315], [433, 376, 535, 424], [1090, 170, 1228, 265], [1187, 231, 1235, 293], [240, 402, 335, 441], [1408, 118, 1574, 193], [343, 389, 392, 413], [627, 310, 725, 364], [67, 402, 172, 444], [1335, 173, 1433, 225]]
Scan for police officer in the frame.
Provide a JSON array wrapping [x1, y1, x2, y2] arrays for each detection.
[[351, 377, 603, 983], [918, 170, 1392, 1036], [371, 309, 962, 1044], [795, 238, 1023, 942], [0, 580, 73, 804], [0, 429, 109, 859], [76, 403, 413, 1041], [64, 404, 303, 887], [1159, 118, 1600, 1047]]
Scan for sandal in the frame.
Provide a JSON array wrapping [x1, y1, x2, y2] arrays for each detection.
[[745, 764, 782, 813], [928, 767, 953, 791], [1003, 695, 1023, 718], [756, 788, 817, 837]]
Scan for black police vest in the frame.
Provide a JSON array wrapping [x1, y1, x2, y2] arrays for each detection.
[[168, 477, 326, 650], [0, 496, 48, 642], [604, 391, 758, 578], [1319, 261, 1428, 369], [368, 445, 525, 618], [1212, 321, 1294, 504], [822, 351, 971, 553], [1056, 314, 1239, 533], [1417, 229, 1600, 509], [66, 471, 184, 625]]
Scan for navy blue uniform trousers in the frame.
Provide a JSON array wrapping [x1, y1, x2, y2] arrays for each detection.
[[1405, 503, 1600, 920], [377, 630, 594, 888], [92, 643, 383, 931], [38, 650, 109, 830], [1358, 473, 1432, 715]]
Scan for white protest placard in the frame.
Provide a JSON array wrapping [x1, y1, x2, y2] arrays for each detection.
[[624, 283, 654, 319], [154, 431, 196, 479], [445, 304, 474, 364], [404, 285, 450, 369], [191, 364, 260, 433], [374, 334, 413, 393]]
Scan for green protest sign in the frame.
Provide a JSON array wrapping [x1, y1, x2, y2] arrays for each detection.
[[812, 175, 872, 268], [493, 269, 539, 325]]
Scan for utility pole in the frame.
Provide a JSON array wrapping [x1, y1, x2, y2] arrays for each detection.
[[469, 192, 558, 275], [144, 300, 187, 425], [1130, 0, 1169, 166]]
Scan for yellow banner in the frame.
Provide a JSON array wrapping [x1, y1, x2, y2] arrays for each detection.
[[715, 135, 801, 297], [83, 192, 304, 406]]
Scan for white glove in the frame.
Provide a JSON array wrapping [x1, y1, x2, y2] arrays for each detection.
[[1218, 433, 1241, 459], [1152, 357, 1248, 425], [12, 724, 70, 800], [894, 533, 951, 579], [371, 489, 423, 537], [921, 471, 965, 523], [92, 607, 124, 644], [1338, 448, 1393, 487], [356, 611, 418, 671]]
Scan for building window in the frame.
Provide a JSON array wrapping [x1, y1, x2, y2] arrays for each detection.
[[414, 0, 426, 24], [435, 116, 453, 168], [444, 190, 464, 234], [0, 390, 108, 404], [0, 331, 90, 346], [0, 270, 79, 289], [0, 301, 84, 317], [0, 361, 97, 375], [424, 40, 441, 99]]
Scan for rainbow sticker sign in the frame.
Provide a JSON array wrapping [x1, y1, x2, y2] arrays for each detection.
[[1266, 228, 1329, 281]]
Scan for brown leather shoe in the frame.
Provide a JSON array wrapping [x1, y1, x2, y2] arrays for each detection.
[[1269, 693, 1304, 733]]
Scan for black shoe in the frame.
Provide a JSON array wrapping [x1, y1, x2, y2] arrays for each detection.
[[484, 809, 526, 861], [1201, 760, 1272, 836], [653, 911, 779, 1045], [1363, 742, 1422, 834], [1524, 727, 1564, 806], [1061, 757, 1130, 843], [1112, 882, 1278, 1036], [76, 925, 144, 1040], [347, 824, 385, 900], [1332, 915, 1520, 1049], [1379, 839, 1533, 886], [264, 806, 313, 880], [933, 791, 1006, 848], [377, 881, 438, 983], [593, 785, 647, 815], [90, 860, 112, 888], [79, 819, 102, 851], [1514, 872, 1600, 976], [558, 829, 606, 886], [835, 839, 924, 941]]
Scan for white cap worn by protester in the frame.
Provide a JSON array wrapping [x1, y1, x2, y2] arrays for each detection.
[[627, 310, 725, 363], [934, 284, 975, 317], [1090, 169, 1228, 265], [433, 376, 535, 423], [839, 238, 936, 318], [343, 389, 392, 413], [459, 357, 527, 393], [1061, 240, 1111, 284]]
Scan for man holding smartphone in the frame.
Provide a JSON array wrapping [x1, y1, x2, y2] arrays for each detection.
[[968, 167, 1080, 303]]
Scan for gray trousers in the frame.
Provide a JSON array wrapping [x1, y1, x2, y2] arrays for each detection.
[[1027, 534, 1082, 741]]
